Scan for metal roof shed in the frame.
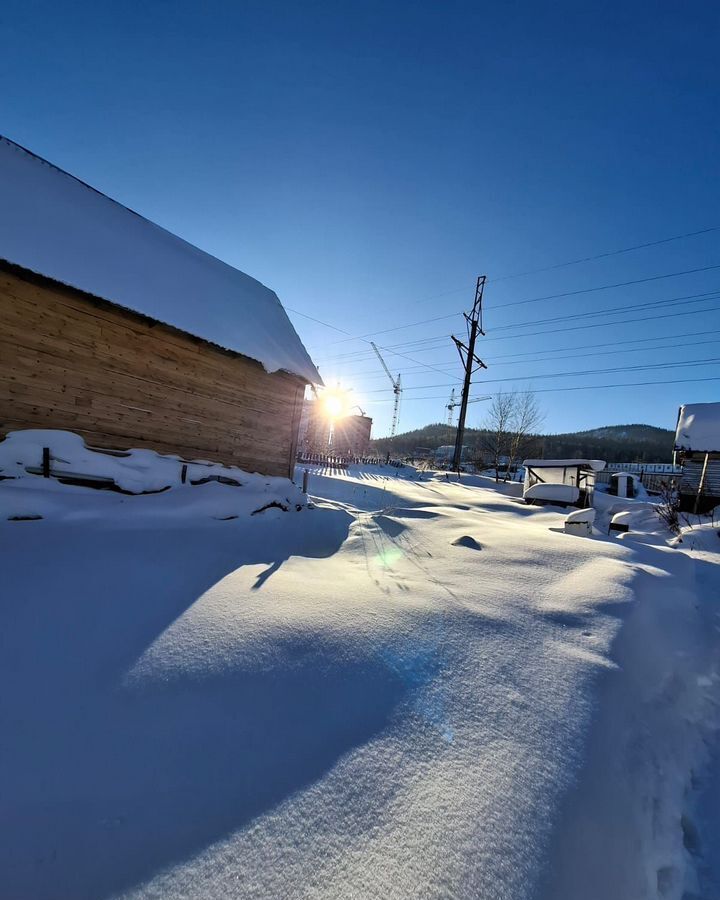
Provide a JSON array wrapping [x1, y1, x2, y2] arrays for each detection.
[[522, 459, 606, 507]]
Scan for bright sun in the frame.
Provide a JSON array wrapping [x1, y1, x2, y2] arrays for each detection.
[[321, 389, 347, 418]]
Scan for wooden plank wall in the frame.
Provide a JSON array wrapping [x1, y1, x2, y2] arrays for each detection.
[[0, 265, 306, 478]]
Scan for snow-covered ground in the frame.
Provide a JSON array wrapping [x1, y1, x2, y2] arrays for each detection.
[[1, 457, 719, 900]]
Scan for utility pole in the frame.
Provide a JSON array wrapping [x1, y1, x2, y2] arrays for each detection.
[[451, 276, 487, 471]]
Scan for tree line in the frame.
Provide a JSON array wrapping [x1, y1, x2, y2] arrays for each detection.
[[371, 392, 675, 465]]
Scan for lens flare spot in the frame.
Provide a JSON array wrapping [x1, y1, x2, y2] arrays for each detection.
[[375, 547, 404, 568]]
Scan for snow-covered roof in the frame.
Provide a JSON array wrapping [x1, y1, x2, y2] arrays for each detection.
[[0, 137, 320, 384], [523, 458, 606, 471], [674, 403, 720, 453]]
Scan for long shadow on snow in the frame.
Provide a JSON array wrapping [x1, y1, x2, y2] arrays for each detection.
[[0, 507, 407, 900]]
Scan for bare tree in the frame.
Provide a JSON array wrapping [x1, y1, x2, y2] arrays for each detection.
[[656, 479, 681, 534], [481, 390, 544, 482], [506, 390, 545, 480], [480, 392, 515, 482]]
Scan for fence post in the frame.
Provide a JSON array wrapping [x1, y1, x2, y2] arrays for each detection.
[[181, 463, 188, 484], [694, 452, 710, 515], [302, 469, 309, 494], [42, 447, 50, 478]]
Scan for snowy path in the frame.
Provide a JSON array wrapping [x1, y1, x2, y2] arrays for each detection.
[[1, 466, 718, 899]]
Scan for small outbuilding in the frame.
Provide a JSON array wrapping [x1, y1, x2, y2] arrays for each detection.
[[522, 458, 606, 507], [607, 472, 638, 499], [673, 403, 720, 513], [0, 137, 321, 478]]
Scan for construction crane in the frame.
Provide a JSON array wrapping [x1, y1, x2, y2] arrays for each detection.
[[447, 390, 491, 427], [446, 389, 456, 426], [370, 342, 402, 436]]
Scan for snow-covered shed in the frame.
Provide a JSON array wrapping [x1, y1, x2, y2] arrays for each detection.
[[0, 137, 321, 477], [522, 458, 606, 507], [673, 403, 720, 513]]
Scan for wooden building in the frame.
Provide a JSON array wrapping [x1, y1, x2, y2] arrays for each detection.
[[0, 137, 320, 478], [674, 403, 720, 513], [332, 414, 372, 456]]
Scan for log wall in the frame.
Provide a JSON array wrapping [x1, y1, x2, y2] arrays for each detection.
[[0, 263, 306, 478]]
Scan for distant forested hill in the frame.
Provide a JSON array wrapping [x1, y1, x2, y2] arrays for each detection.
[[540, 424, 674, 462], [371, 423, 675, 463]]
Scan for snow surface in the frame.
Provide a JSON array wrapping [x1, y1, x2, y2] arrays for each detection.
[[675, 402, 720, 453], [1, 459, 719, 900], [592, 492, 666, 540], [0, 137, 320, 384]]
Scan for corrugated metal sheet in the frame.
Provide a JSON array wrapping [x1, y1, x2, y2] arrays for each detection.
[[680, 458, 720, 498]]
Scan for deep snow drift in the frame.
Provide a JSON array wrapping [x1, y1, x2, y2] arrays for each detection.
[[1, 459, 719, 900]]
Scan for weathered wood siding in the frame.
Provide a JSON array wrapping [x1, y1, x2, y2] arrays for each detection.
[[0, 264, 306, 477]]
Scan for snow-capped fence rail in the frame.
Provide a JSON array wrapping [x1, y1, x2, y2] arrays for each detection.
[[25, 447, 119, 490], [296, 452, 397, 469], [297, 454, 350, 471], [0, 430, 294, 497], [641, 473, 681, 496], [596, 469, 681, 496]]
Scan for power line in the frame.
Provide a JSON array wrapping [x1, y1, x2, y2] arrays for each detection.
[[361, 374, 720, 404], [313, 267, 720, 347], [479, 355, 720, 386], [327, 311, 460, 345], [359, 355, 720, 394], [490, 290, 720, 334], [370, 303, 720, 357], [404, 224, 720, 306], [291, 220, 720, 348], [320, 333, 720, 383], [484, 328, 719, 362], [305, 264, 720, 350], [287, 264, 720, 392], [381, 329, 720, 370], [491, 263, 720, 311], [321, 336, 720, 384], [316, 297, 715, 363], [489, 226, 720, 283], [487, 336, 720, 367], [284, 305, 461, 381], [285, 306, 354, 338], [318, 287, 720, 357], [481, 303, 720, 344]]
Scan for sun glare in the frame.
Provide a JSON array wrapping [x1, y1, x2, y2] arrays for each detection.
[[322, 391, 346, 418]]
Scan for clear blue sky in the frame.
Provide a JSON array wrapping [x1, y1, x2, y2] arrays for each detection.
[[2, 1, 719, 437]]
